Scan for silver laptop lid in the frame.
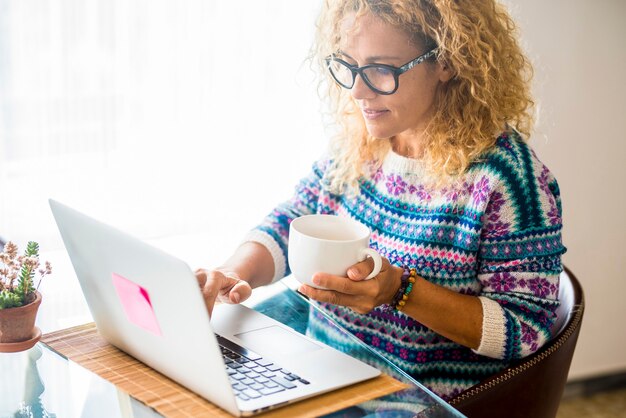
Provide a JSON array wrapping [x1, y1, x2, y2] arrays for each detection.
[[49, 199, 240, 416]]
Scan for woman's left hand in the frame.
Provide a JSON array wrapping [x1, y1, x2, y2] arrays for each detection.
[[297, 256, 402, 314]]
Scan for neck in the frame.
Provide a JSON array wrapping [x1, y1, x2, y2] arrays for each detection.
[[390, 135, 425, 159]]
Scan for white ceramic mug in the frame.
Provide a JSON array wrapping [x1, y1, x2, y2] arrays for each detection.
[[288, 214, 382, 289]]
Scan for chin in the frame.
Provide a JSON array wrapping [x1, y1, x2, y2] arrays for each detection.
[[364, 125, 394, 140]]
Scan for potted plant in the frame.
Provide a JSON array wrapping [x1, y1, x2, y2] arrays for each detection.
[[0, 241, 51, 352]]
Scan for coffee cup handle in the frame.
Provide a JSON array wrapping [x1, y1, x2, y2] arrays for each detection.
[[359, 248, 382, 280]]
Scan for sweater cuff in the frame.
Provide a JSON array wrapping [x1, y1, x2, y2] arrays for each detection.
[[243, 230, 286, 283], [473, 296, 507, 359]]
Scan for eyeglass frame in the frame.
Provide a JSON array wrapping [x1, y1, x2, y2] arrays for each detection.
[[325, 47, 439, 95]]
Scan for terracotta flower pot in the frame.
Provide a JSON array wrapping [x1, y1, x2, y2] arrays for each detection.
[[0, 291, 42, 344]]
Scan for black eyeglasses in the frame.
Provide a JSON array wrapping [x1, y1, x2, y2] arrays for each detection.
[[325, 47, 438, 95]]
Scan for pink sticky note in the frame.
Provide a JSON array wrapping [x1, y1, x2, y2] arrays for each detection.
[[112, 273, 162, 336]]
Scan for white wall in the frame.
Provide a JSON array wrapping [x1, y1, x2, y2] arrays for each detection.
[[502, 0, 626, 379]]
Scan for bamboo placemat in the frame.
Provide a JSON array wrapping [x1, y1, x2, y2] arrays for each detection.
[[42, 323, 408, 418]]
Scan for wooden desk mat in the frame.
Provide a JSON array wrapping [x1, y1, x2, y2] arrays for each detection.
[[42, 323, 409, 418]]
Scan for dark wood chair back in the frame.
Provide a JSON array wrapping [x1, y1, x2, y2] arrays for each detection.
[[447, 266, 584, 418]]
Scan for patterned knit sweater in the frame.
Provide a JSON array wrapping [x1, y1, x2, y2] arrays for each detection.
[[245, 132, 565, 400]]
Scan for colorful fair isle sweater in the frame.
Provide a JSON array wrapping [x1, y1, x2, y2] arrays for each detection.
[[245, 132, 565, 400]]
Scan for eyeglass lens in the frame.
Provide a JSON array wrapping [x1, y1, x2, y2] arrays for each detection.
[[328, 60, 396, 94]]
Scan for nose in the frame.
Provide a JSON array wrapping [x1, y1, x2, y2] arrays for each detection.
[[351, 73, 377, 100]]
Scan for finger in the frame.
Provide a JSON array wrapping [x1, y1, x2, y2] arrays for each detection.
[[214, 272, 251, 305], [298, 284, 375, 313], [195, 269, 218, 315], [195, 268, 208, 288], [346, 258, 376, 281], [298, 284, 355, 307], [312, 272, 361, 295], [226, 279, 252, 304]]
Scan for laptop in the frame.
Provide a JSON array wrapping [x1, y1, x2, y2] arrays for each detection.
[[49, 199, 380, 416]]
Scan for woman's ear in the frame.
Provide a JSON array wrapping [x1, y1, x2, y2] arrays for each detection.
[[437, 61, 454, 83]]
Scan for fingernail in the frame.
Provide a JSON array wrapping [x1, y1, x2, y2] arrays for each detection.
[[232, 292, 240, 303], [312, 275, 321, 285]]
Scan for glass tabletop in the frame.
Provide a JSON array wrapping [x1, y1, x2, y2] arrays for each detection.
[[0, 344, 159, 418], [247, 277, 463, 418], [0, 243, 464, 418]]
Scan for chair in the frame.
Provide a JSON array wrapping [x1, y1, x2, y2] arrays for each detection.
[[447, 266, 585, 418]]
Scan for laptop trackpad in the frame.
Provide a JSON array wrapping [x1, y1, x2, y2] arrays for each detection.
[[235, 326, 322, 357]]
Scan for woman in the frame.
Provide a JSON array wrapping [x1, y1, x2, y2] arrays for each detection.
[[196, 0, 565, 400]]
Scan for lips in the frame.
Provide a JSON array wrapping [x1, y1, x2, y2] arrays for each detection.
[[361, 108, 389, 120]]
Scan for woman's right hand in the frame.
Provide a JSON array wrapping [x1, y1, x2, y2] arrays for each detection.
[[194, 269, 252, 316]]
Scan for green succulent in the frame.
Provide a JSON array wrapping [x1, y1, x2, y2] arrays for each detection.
[[0, 241, 51, 309]]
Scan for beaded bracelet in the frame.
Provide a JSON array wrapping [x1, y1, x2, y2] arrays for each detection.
[[396, 268, 417, 311], [385, 267, 417, 312]]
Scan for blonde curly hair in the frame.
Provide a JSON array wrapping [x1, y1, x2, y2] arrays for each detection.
[[313, 0, 535, 193]]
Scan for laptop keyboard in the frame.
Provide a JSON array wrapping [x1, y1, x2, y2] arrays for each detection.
[[215, 334, 311, 401]]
